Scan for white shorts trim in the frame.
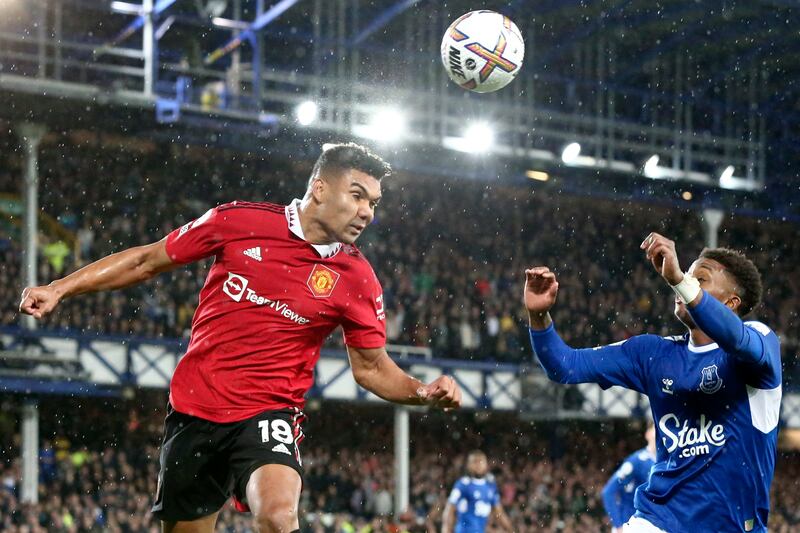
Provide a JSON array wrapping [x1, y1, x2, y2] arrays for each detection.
[[623, 516, 668, 533]]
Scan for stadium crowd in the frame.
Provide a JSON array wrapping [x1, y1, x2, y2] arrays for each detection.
[[0, 131, 797, 376], [0, 399, 799, 532], [1, 131, 800, 531]]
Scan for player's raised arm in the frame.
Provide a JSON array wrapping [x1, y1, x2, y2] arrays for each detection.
[[19, 239, 178, 319], [641, 232, 780, 370], [524, 267, 649, 392], [346, 345, 461, 409]]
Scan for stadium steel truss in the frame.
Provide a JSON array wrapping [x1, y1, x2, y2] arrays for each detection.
[[2, 0, 799, 200]]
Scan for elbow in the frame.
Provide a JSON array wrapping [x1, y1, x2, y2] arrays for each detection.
[[351, 365, 375, 390], [536, 358, 569, 384]]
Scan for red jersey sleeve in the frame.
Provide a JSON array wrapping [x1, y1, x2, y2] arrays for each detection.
[[165, 206, 227, 264], [341, 266, 387, 349]]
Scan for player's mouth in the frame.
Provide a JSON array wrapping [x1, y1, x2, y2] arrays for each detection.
[[350, 224, 365, 233]]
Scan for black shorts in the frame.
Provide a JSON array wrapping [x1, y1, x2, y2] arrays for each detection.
[[151, 404, 306, 522]]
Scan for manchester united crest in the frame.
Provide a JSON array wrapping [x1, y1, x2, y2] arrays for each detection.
[[307, 264, 341, 298]]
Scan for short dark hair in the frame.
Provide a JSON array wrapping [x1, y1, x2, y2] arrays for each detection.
[[699, 247, 763, 316], [310, 142, 391, 184]]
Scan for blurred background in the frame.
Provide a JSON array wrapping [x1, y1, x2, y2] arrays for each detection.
[[0, 0, 798, 531]]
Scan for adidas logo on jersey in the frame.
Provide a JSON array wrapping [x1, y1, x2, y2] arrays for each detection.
[[243, 247, 262, 261], [271, 443, 291, 455]]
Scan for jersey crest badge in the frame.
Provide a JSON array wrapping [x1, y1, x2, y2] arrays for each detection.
[[699, 364, 723, 394], [307, 264, 340, 298]]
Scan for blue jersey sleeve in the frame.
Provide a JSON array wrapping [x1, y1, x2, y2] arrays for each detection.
[[529, 324, 655, 393], [448, 479, 466, 505], [602, 472, 627, 527], [687, 291, 781, 387]]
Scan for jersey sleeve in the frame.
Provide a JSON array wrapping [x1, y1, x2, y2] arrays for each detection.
[[491, 482, 500, 506], [341, 265, 386, 349], [448, 479, 465, 505], [687, 291, 781, 388], [602, 472, 627, 528], [165, 206, 227, 264], [529, 324, 654, 393]]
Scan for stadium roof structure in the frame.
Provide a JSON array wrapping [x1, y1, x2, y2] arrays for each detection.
[[0, 0, 798, 216]]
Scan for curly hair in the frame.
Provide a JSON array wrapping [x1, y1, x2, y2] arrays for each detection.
[[699, 247, 763, 316], [309, 142, 392, 185]]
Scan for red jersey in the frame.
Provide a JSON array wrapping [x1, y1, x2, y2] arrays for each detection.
[[164, 199, 386, 423]]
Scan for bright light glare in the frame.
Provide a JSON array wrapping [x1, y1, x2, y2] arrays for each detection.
[[110, 1, 142, 14], [644, 155, 660, 177], [295, 101, 318, 126], [561, 142, 581, 164], [463, 122, 495, 153], [719, 165, 735, 182], [354, 108, 407, 143]]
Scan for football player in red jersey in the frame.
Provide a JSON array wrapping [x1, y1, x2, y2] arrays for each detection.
[[20, 143, 462, 533]]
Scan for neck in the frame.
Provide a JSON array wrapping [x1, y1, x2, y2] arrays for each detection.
[[688, 326, 714, 347], [298, 197, 336, 245]]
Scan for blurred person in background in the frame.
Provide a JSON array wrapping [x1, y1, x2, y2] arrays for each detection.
[[602, 422, 656, 532], [441, 451, 512, 533]]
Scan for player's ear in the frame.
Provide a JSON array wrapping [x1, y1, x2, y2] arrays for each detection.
[[310, 177, 326, 203], [725, 293, 742, 315]]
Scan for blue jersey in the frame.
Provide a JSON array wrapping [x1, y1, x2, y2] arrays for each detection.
[[602, 447, 656, 527], [447, 475, 500, 533], [530, 291, 781, 532]]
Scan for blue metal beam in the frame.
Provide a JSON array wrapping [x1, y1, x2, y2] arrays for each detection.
[[106, 0, 177, 48], [205, 0, 302, 65], [350, 0, 422, 47]]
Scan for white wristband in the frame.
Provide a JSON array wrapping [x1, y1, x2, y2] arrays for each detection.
[[671, 274, 701, 304]]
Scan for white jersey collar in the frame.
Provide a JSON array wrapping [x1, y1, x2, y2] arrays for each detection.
[[687, 339, 720, 353], [285, 199, 342, 259]]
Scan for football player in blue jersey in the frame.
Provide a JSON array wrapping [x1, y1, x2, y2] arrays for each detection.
[[603, 422, 657, 532], [525, 233, 781, 533], [441, 450, 512, 533]]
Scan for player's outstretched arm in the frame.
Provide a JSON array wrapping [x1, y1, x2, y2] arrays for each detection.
[[524, 267, 649, 392], [640, 232, 779, 367], [346, 345, 462, 409], [19, 239, 178, 319]]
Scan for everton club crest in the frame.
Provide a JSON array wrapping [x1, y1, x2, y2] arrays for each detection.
[[699, 365, 723, 394]]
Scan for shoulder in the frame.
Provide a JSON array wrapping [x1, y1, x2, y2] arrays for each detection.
[[610, 334, 674, 352], [217, 200, 285, 216], [457, 476, 470, 487], [744, 320, 777, 340], [634, 449, 654, 463], [338, 244, 379, 277], [486, 473, 497, 485]]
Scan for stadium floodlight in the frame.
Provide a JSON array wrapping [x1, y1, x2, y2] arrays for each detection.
[[719, 165, 735, 183], [353, 107, 407, 143], [110, 1, 143, 14], [295, 100, 318, 126], [561, 142, 581, 164], [644, 155, 661, 178], [464, 122, 495, 153], [441, 121, 494, 154]]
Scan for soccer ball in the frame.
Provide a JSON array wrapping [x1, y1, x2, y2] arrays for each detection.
[[440, 10, 524, 93]]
